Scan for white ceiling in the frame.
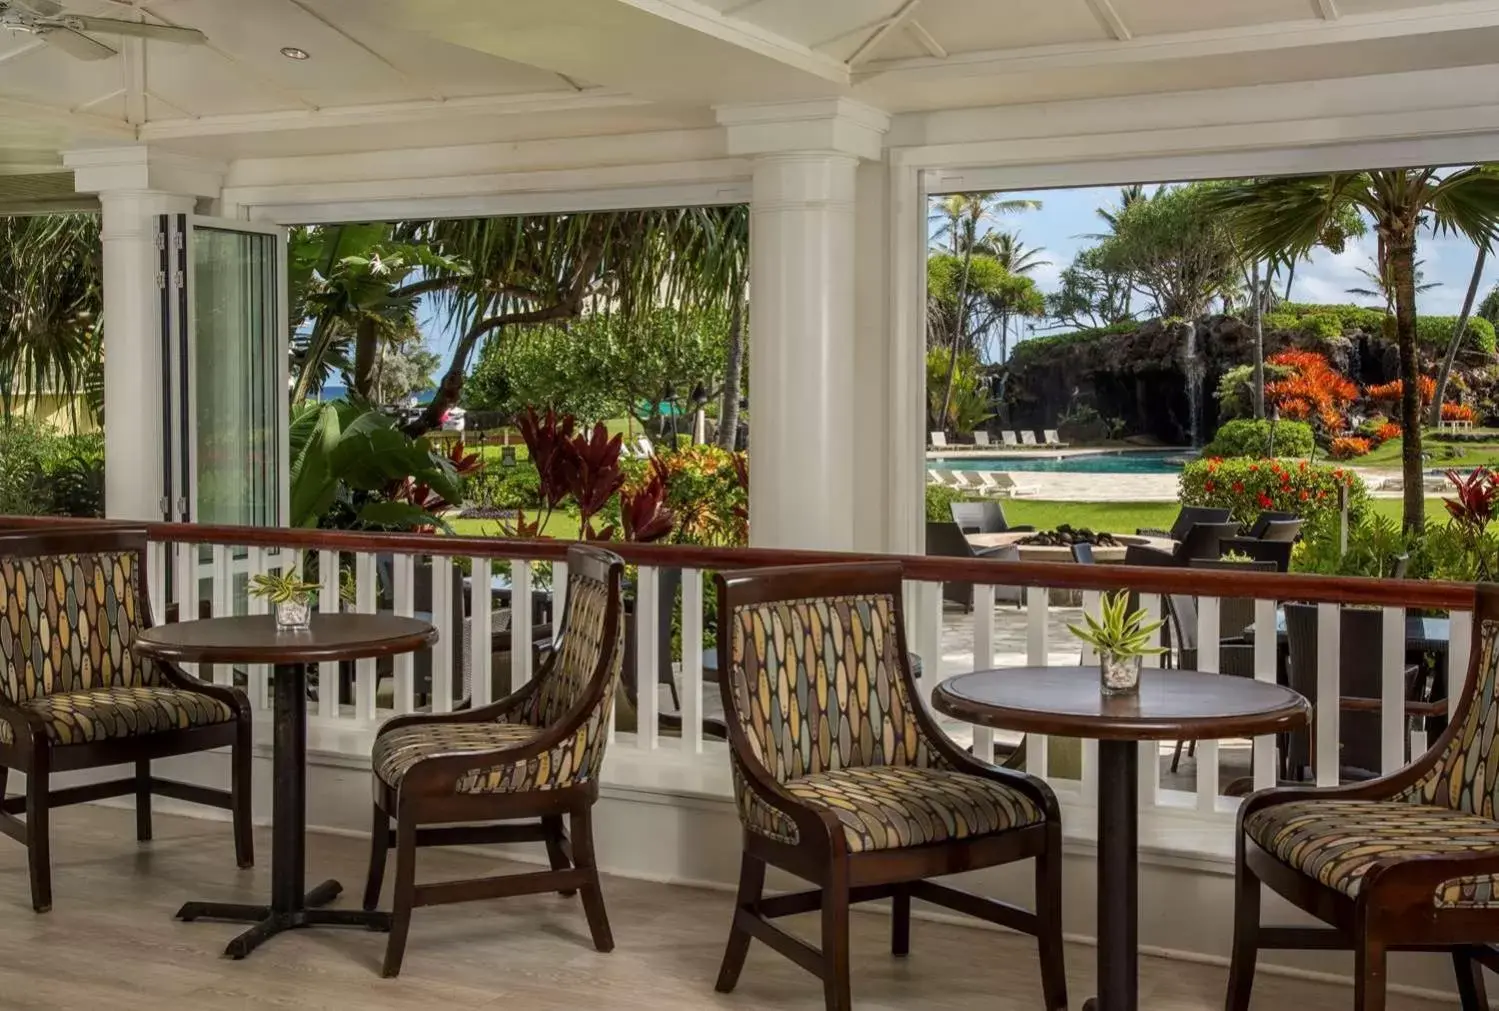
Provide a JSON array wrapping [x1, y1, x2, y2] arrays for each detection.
[[1, 0, 1498, 174]]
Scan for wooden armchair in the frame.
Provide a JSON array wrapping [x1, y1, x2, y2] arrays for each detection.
[[0, 526, 252, 912], [713, 562, 1067, 1011], [363, 544, 623, 978], [1229, 584, 1499, 1011]]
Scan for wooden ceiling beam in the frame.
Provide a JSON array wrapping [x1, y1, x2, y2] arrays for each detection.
[[1086, 0, 1132, 41], [849, 0, 922, 66]]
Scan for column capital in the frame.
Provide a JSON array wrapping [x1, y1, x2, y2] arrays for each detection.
[[64, 145, 225, 199], [715, 98, 889, 162]]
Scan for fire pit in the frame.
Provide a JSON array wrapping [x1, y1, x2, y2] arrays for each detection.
[[1016, 526, 1122, 549]]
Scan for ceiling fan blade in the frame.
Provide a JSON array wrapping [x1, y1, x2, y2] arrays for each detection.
[[64, 16, 207, 44], [39, 25, 117, 60]]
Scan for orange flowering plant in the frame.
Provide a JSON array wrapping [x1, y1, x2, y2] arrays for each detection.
[[1180, 456, 1368, 538], [1263, 351, 1359, 432], [1329, 436, 1372, 460]]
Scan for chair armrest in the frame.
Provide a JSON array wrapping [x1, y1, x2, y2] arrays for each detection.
[[381, 679, 538, 734], [1137, 527, 1171, 538], [154, 661, 252, 716], [974, 546, 1015, 559]]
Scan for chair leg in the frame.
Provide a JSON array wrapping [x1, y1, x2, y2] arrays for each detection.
[[543, 813, 576, 897], [890, 884, 910, 956], [1035, 829, 1069, 1011], [821, 871, 852, 1011], [26, 760, 51, 913], [1170, 740, 1185, 774], [381, 814, 418, 978], [134, 758, 151, 842], [362, 804, 389, 911], [570, 804, 614, 953], [1225, 848, 1261, 1011], [1354, 938, 1387, 1011], [715, 850, 765, 993], [231, 718, 253, 868], [1454, 947, 1489, 1011]]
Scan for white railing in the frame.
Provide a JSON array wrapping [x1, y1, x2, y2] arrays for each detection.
[[58, 519, 1471, 849]]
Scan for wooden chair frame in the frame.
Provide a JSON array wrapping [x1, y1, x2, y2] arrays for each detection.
[[1228, 583, 1499, 1011], [0, 526, 253, 913], [713, 562, 1067, 1011], [363, 545, 623, 978]]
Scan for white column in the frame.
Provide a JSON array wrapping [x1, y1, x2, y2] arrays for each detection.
[[719, 100, 889, 551], [65, 148, 224, 521]]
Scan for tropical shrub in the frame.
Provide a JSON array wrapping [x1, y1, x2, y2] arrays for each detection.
[[1298, 311, 1344, 343], [44, 433, 104, 517], [1329, 436, 1372, 459], [1180, 457, 1368, 538], [1442, 402, 1478, 423], [925, 483, 980, 521], [1275, 303, 1389, 335], [0, 419, 53, 516], [1373, 421, 1402, 443], [1366, 376, 1436, 406], [1202, 418, 1314, 459], [1214, 363, 1294, 421], [1265, 350, 1358, 431], [1417, 314, 1498, 355], [646, 443, 748, 546], [1293, 513, 1418, 578]]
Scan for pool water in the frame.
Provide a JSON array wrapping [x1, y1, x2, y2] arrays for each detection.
[[933, 450, 1189, 474]]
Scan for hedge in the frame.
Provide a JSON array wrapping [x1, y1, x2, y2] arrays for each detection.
[[1202, 418, 1314, 459], [1180, 457, 1368, 538], [1007, 321, 1140, 369]]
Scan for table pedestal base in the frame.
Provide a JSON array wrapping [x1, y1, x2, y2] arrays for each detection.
[[177, 880, 391, 958], [1084, 739, 1140, 1011]]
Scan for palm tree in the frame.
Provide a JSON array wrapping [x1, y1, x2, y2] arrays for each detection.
[[0, 213, 102, 426], [973, 230, 1049, 275], [1345, 257, 1441, 307], [1431, 242, 1491, 425], [1095, 183, 1147, 232], [1213, 168, 1499, 531]]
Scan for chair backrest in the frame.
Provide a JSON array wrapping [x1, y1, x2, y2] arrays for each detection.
[[1258, 519, 1303, 543], [1123, 543, 1178, 568], [1001, 431, 1020, 446], [1284, 603, 1385, 777], [1070, 542, 1096, 564], [930, 431, 949, 448], [1176, 521, 1245, 562], [1390, 553, 1410, 579], [1247, 511, 1298, 539], [1044, 430, 1062, 445], [0, 526, 157, 703], [950, 500, 1005, 534], [1169, 506, 1233, 543], [925, 520, 979, 561], [1187, 558, 1276, 637], [519, 544, 624, 735], [1020, 430, 1039, 445], [717, 562, 939, 783], [973, 431, 991, 447]]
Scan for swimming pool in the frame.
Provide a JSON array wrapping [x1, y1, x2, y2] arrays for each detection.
[[932, 451, 1189, 474]]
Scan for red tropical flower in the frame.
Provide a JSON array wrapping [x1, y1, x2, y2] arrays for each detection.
[[1257, 492, 1274, 509], [1203, 480, 1215, 494], [1232, 482, 1244, 494]]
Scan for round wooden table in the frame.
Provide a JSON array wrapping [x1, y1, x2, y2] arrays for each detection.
[[134, 613, 435, 959], [932, 666, 1309, 1011]]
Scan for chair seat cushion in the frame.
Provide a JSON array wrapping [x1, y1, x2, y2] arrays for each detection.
[[373, 721, 542, 790], [783, 765, 1044, 853], [1246, 799, 1499, 908], [0, 686, 235, 746]]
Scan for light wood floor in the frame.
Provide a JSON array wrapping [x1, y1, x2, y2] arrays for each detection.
[[0, 806, 1447, 1011]]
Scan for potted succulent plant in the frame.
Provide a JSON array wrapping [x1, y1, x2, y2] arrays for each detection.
[[1067, 590, 1166, 696], [250, 572, 322, 632]]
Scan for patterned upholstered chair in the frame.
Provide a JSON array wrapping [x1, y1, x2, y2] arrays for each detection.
[[713, 562, 1067, 1011], [1228, 584, 1499, 1011], [364, 544, 623, 978], [0, 526, 252, 913]]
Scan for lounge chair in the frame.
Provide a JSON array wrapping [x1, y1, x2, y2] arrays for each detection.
[[930, 431, 949, 449], [929, 469, 962, 489], [1001, 431, 1020, 448], [926, 470, 944, 486], [636, 435, 656, 458], [982, 472, 1038, 498], [1020, 431, 1040, 447], [973, 431, 992, 448], [1043, 430, 1067, 447]]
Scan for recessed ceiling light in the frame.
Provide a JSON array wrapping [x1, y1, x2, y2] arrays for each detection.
[[280, 46, 310, 60]]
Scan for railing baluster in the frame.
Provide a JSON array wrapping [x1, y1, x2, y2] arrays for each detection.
[[246, 546, 269, 711], [1442, 608, 1475, 758], [1195, 595, 1221, 811], [317, 549, 338, 719], [1381, 606, 1405, 774], [1025, 586, 1049, 779], [146, 540, 167, 626], [210, 544, 232, 686], [432, 554, 454, 714], [635, 565, 659, 752], [915, 581, 942, 704], [681, 568, 705, 755], [1137, 592, 1163, 806], [1316, 602, 1341, 787], [552, 560, 568, 628], [1080, 590, 1101, 803], [1252, 598, 1278, 791], [355, 552, 377, 722], [971, 583, 995, 764], [471, 556, 493, 709], [511, 559, 534, 687], [393, 553, 415, 715], [174, 541, 196, 622]]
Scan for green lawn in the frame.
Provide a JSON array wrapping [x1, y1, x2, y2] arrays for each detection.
[[1359, 435, 1499, 470], [999, 497, 1440, 534], [449, 512, 582, 539]]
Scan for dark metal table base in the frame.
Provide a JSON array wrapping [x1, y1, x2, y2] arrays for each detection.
[[175, 663, 385, 958], [1081, 739, 1140, 1011]]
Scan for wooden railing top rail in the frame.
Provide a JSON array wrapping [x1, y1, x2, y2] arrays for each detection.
[[0, 515, 1477, 610]]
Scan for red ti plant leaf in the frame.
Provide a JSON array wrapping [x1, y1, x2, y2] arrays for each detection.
[[1444, 467, 1496, 532], [516, 406, 577, 513], [445, 439, 481, 477], [621, 466, 676, 544], [499, 509, 547, 540], [560, 422, 625, 538]]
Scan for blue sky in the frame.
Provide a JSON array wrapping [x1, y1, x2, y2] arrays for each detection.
[[971, 184, 1498, 361], [416, 181, 1499, 377]]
